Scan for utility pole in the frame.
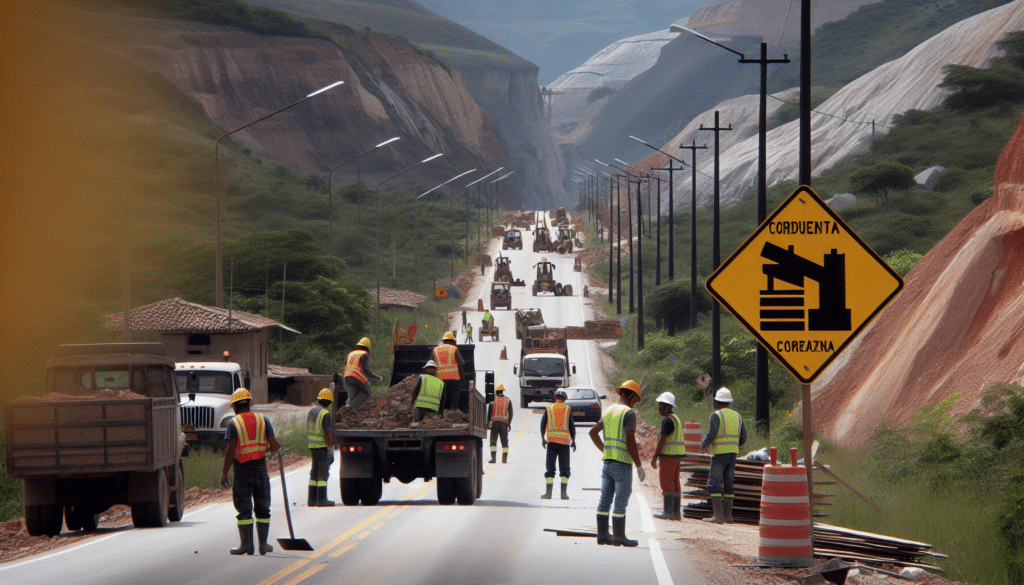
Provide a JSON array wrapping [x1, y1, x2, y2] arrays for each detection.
[[627, 177, 635, 315], [678, 142, 707, 332], [616, 174, 623, 315], [608, 174, 614, 304], [700, 111, 732, 393], [652, 174, 663, 286], [651, 160, 686, 332], [636, 176, 645, 351]]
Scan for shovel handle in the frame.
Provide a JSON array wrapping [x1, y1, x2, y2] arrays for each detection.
[[278, 451, 298, 540]]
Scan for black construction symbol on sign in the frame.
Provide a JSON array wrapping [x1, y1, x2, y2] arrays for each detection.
[[758, 243, 852, 331]]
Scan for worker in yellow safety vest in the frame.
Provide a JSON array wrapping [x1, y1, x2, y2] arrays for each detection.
[[411, 360, 445, 421], [343, 337, 383, 411], [306, 388, 335, 507], [432, 332, 465, 412], [541, 389, 576, 500], [651, 392, 685, 520], [700, 387, 747, 524], [589, 380, 645, 547], [220, 389, 282, 556], [486, 384, 514, 463]]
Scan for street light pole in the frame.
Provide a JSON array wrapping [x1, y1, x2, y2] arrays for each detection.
[[415, 168, 479, 292], [328, 136, 400, 262], [376, 152, 443, 338], [214, 80, 344, 307]]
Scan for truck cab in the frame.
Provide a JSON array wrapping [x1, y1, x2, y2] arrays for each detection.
[[514, 350, 575, 408], [176, 359, 250, 444]]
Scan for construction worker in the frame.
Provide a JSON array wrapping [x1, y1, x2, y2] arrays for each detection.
[[701, 387, 747, 524], [306, 388, 335, 507], [411, 360, 444, 421], [465, 321, 473, 343], [482, 310, 494, 336], [220, 388, 282, 556], [343, 337, 383, 411], [486, 384, 513, 463], [589, 380, 645, 547], [541, 389, 576, 500], [651, 392, 684, 520], [432, 332, 466, 412]]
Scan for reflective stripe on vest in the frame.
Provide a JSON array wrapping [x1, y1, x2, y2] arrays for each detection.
[[344, 350, 368, 384], [601, 404, 633, 465], [414, 374, 444, 411], [432, 344, 459, 380], [660, 413, 686, 456], [545, 403, 571, 444], [233, 412, 268, 463], [491, 395, 510, 423], [711, 408, 742, 455], [307, 405, 329, 449]]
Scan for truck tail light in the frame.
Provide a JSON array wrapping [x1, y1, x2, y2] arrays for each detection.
[[442, 443, 466, 451], [591, 402, 600, 408], [343, 445, 364, 452]]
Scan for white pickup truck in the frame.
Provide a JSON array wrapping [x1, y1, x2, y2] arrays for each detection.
[[176, 360, 250, 444]]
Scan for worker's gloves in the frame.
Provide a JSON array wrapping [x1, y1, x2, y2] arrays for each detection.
[[219, 473, 230, 489], [571, 441, 576, 452], [374, 374, 384, 381], [541, 440, 547, 448], [636, 465, 646, 483]]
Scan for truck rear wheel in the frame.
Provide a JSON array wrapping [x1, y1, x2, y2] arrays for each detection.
[[167, 462, 186, 522], [359, 478, 382, 506], [436, 478, 456, 505], [340, 478, 360, 506], [25, 504, 62, 537], [132, 468, 169, 528]]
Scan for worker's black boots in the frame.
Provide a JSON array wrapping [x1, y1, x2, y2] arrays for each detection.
[[231, 523, 255, 555], [703, 497, 725, 524], [256, 521, 273, 555], [501, 452, 507, 463], [489, 451, 496, 464], [307, 485, 317, 507], [596, 514, 609, 545], [611, 516, 638, 547], [722, 497, 734, 524], [674, 494, 682, 520], [560, 482, 569, 500], [654, 495, 682, 520], [541, 482, 553, 499], [317, 486, 336, 507]]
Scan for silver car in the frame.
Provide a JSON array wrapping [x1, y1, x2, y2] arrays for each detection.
[[562, 387, 605, 422]]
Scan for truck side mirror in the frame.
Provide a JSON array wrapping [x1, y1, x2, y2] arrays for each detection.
[[572, 365, 577, 374], [513, 365, 518, 375], [484, 371, 495, 402], [187, 372, 198, 403], [243, 373, 251, 390]]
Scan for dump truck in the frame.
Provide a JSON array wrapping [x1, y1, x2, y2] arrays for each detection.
[[335, 344, 488, 506], [514, 328, 575, 408], [533, 226, 556, 253], [493, 256, 525, 286], [490, 281, 512, 312], [3, 343, 188, 536], [502, 229, 523, 250], [176, 360, 250, 444]]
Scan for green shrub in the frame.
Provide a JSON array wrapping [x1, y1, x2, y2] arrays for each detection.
[[882, 249, 923, 277]]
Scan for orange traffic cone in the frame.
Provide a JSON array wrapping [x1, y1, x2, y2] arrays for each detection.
[[477, 298, 484, 311], [500, 346, 507, 360]]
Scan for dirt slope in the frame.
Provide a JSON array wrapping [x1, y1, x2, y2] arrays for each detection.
[[813, 112, 1024, 447]]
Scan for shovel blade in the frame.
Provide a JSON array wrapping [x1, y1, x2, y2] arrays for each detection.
[[276, 538, 314, 551]]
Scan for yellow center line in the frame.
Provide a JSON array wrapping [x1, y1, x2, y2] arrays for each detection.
[[327, 542, 356, 558], [356, 531, 372, 540], [281, 563, 327, 585]]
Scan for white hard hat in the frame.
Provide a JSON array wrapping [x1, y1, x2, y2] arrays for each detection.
[[656, 392, 676, 408], [424, 360, 437, 369], [714, 388, 734, 403]]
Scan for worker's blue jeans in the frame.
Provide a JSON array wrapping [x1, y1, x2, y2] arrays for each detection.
[[707, 453, 737, 497], [233, 461, 271, 522], [597, 459, 632, 516]]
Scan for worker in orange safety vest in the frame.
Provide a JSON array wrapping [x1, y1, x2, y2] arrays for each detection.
[[220, 389, 282, 556], [540, 389, 576, 500], [343, 337, 383, 411], [486, 384, 514, 463], [431, 332, 466, 412]]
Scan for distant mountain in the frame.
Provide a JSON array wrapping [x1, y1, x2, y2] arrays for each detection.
[[414, 0, 709, 85]]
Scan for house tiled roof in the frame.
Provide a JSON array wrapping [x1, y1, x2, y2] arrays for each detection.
[[105, 298, 299, 335], [367, 288, 428, 310]]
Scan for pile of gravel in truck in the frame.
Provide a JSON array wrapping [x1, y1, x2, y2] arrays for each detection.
[[334, 374, 470, 430]]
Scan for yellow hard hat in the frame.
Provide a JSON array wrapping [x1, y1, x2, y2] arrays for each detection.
[[442, 332, 456, 342], [317, 388, 334, 403], [541, 257, 547, 262], [616, 380, 642, 402], [357, 337, 372, 350], [231, 388, 253, 405], [496, 383, 505, 393]]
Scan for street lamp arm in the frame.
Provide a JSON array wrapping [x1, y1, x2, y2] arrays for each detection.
[[629, 135, 690, 167], [669, 25, 745, 58], [330, 136, 401, 177], [490, 171, 514, 184], [464, 167, 504, 189]]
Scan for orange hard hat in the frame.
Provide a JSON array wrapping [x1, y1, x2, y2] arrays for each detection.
[[616, 380, 642, 402]]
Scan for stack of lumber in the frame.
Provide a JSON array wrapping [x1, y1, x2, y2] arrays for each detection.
[[565, 319, 622, 340], [681, 453, 767, 524], [812, 524, 946, 571]]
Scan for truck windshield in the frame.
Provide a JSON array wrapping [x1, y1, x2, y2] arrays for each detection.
[[523, 357, 565, 377], [175, 371, 234, 395]]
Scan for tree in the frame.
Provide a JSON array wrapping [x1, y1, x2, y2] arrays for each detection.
[[850, 160, 915, 205], [646, 279, 712, 332], [938, 64, 1024, 112], [993, 31, 1024, 70]]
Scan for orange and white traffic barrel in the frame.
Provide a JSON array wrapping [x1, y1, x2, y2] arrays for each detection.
[[758, 447, 813, 567], [683, 422, 701, 455]]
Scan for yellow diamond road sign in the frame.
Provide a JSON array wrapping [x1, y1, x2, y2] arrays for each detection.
[[706, 185, 904, 384]]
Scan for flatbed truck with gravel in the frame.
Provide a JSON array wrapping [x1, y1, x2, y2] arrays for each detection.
[[3, 343, 188, 536], [334, 344, 486, 505]]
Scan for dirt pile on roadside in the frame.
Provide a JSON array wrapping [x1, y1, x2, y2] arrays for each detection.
[[15, 390, 149, 401], [335, 375, 470, 430]]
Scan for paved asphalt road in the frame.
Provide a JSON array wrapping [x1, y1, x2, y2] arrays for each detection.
[[0, 214, 708, 585]]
